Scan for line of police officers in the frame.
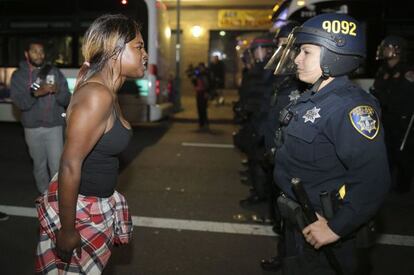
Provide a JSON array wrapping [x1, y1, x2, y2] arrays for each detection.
[[233, 12, 413, 275]]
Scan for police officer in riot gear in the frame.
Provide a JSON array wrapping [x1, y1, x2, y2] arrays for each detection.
[[262, 21, 305, 156], [233, 36, 275, 152], [237, 33, 277, 208], [259, 21, 306, 272], [239, 33, 276, 117], [272, 13, 390, 274], [233, 49, 252, 124], [372, 35, 414, 193]]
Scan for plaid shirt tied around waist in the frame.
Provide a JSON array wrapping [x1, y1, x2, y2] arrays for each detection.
[[35, 177, 133, 274]]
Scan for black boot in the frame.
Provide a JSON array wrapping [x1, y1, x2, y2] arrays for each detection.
[[260, 256, 282, 272], [239, 194, 265, 208]]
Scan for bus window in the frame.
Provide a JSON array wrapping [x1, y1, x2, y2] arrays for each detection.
[[0, 0, 171, 123], [5, 36, 73, 67]]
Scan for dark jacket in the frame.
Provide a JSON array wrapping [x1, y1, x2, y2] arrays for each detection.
[[10, 61, 71, 128], [274, 76, 390, 237]]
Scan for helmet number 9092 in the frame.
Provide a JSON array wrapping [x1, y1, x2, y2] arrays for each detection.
[[322, 20, 357, 36]]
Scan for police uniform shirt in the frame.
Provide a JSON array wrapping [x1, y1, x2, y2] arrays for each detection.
[[274, 76, 391, 237]]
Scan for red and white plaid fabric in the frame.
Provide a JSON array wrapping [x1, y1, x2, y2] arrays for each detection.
[[35, 177, 133, 274]]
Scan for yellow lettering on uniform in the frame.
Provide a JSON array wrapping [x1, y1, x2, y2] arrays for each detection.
[[339, 185, 346, 199]]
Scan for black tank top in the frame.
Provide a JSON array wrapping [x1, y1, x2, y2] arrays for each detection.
[[80, 117, 132, 197]]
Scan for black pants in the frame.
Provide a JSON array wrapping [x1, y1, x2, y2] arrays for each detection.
[[384, 116, 414, 192], [196, 94, 208, 127]]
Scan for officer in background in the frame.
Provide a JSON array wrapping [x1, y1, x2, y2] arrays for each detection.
[[261, 21, 305, 160], [237, 33, 276, 208], [232, 49, 251, 124], [239, 33, 276, 118], [372, 36, 414, 193], [259, 21, 306, 272], [272, 13, 390, 274]]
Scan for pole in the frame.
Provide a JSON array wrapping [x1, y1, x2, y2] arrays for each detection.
[[400, 113, 414, 151], [174, 0, 182, 112]]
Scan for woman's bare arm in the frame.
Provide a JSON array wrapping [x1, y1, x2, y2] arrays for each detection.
[[56, 83, 113, 260]]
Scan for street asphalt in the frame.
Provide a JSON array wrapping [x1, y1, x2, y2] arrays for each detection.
[[0, 92, 413, 274]]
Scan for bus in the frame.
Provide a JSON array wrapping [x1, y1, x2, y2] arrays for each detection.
[[0, 0, 173, 123]]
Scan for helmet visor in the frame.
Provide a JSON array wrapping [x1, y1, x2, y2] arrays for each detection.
[[375, 43, 386, 60], [264, 44, 285, 70], [273, 33, 300, 76], [251, 45, 276, 63], [376, 44, 398, 60]]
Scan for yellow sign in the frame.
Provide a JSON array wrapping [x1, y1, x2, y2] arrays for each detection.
[[218, 10, 272, 28]]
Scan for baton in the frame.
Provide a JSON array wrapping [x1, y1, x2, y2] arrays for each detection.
[[291, 178, 344, 275], [400, 113, 414, 151]]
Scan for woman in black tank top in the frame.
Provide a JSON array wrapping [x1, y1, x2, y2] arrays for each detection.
[[35, 14, 148, 274]]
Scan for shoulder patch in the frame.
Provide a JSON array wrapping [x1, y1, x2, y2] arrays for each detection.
[[405, 71, 414, 82], [349, 105, 380, 140]]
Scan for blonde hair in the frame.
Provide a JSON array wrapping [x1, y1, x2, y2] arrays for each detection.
[[75, 14, 141, 92]]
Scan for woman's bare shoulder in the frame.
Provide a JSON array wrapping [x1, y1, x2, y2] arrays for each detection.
[[72, 82, 113, 110]]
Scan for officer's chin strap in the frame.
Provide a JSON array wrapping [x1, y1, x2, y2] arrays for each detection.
[[310, 71, 329, 95]]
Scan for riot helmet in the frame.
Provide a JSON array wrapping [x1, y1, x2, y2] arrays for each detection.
[[376, 35, 407, 60], [249, 33, 276, 63], [275, 22, 300, 46], [273, 13, 366, 79]]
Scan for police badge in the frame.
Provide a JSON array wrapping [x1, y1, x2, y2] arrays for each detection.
[[288, 90, 301, 101], [303, 106, 321, 123], [349, 105, 379, 140]]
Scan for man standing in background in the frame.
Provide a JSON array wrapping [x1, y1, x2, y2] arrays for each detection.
[[10, 39, 71, 194], [194, 63, 210, 129], [209, 55, 225, 105]]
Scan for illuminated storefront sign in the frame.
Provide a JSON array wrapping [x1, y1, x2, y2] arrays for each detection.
[[218, 10, 272, 28]]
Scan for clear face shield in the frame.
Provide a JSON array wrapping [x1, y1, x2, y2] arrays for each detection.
[[272, 32, 300, 76], [264, 37, 290, 70], [376, 43, 398, 60], [264, 44, 285, 70], [252, 46, 276, 63]]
